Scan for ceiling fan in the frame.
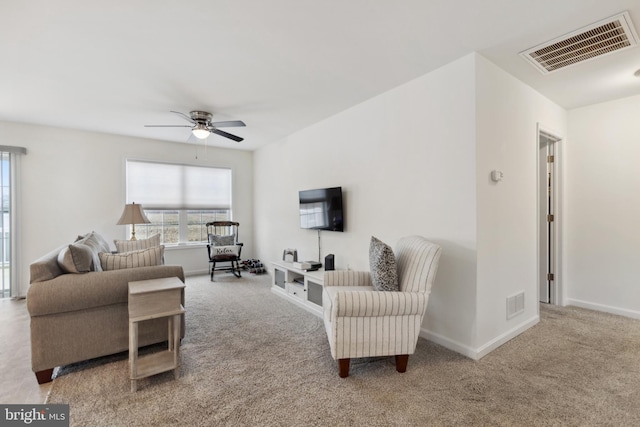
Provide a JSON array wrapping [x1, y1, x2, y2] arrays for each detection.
[[145, 110, 246, 142]]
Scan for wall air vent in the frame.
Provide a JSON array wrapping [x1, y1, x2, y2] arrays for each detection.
[[520, 11, 639, 74]]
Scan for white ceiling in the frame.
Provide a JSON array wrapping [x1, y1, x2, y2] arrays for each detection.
[[1, 0, 639, 151]]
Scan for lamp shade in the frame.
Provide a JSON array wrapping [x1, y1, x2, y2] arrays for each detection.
[[117, 203, 151, 225], [192, 124, 210, 139]]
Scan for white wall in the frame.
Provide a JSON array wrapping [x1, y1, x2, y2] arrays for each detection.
[[254, 53, 574, 359], [0, 121, 253, 295], [566, 94, 640, 318], [254, 55, 480, 354], [475, 55, 567, 353]]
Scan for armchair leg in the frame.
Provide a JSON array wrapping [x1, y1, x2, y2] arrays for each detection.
[[210, 261, 215, 281], [395, 354, 409, 373], [35, 368, 54, 384], [338, 358, 350, 378]]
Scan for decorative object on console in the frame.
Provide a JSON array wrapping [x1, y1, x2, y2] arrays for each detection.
[[293, 261, 322, 271], [324, 254, 335, 271], [282, 248, 298, 262], [116, 202, 151, 241], [369, 236, 399, 292], [206, 221, 243, 281], [323, 235, 442, 377]]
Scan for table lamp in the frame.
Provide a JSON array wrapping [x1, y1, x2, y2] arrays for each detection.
[[117, 202, 151, 240]]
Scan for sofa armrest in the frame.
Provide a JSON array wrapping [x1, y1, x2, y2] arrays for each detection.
[[329, 289, 428, 317], [27, 265, 185, 317], [323, 270, 371, 287]]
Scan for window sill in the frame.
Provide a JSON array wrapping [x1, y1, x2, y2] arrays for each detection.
[[164, 243, 208, 251]]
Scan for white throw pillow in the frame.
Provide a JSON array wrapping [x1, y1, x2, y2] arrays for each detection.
[[209, 245, 240, 258]]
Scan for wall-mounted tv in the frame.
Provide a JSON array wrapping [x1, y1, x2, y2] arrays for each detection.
[[299, 186, 344, 232]]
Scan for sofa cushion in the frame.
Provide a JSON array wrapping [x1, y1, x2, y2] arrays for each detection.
[[88, 231, 111, 253], [57, 243, 95, 273], [99, 246, 164, 271], [58, 232, 107, 273], [114, 234, 161, 253], [369, 236, 399, 292]]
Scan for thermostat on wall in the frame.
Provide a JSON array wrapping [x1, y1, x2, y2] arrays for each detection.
[[491, 170, 504, 182]]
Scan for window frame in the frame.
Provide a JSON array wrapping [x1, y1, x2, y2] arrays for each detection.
[[124, 159, 233, 246]]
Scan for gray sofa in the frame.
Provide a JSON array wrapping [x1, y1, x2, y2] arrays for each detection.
[[27, 244, 185, 384]]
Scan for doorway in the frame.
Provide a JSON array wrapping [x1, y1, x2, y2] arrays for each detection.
[[538, 127, 562, 304]]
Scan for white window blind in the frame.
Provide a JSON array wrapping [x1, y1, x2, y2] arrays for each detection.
[[126, 160, 231, 210]]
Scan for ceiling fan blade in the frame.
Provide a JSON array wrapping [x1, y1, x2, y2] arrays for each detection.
[[170, 110, 195, 124], [211, 128, 243, 142], [211, 120, 246, 128], [144, 125, 193, 128]]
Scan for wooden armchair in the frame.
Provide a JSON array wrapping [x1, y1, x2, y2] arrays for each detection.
[[206, 221, 243, 281]]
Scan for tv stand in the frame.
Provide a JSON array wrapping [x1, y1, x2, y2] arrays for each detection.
[[271, 261, 324, 317]]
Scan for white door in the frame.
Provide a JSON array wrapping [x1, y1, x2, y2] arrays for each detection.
[[538, 131, 561, 304]]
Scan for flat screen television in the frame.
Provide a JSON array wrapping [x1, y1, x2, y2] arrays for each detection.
[[299, 187, 344, 232]]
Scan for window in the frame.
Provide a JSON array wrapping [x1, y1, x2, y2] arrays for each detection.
[[126, 160, 232, 245], [0, 145, 26, 298]]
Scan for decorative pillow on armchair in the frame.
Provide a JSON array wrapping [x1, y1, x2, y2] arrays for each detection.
[[114, 234, 161, 253], [209, 234, 235, 246], [209, 245, 241, 258], [369, 236, 399, 292]]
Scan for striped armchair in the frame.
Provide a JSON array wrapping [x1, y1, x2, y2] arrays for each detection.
[[322, 236, 441, 377]]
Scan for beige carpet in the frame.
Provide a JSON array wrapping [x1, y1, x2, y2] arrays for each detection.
[[46, 273, 640, 426]]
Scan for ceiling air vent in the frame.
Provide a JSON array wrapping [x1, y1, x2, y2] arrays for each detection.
[[520, 11, 639, 74]]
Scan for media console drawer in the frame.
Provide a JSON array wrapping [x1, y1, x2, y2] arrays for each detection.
[[286, 282, 305, 300]]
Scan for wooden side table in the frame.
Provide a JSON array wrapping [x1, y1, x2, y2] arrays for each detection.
[[128, 277, 185, 392]]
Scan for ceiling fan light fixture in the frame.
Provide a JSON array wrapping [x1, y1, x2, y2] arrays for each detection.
[[146, 110, 245, 142], [192, 124, 210, 139]]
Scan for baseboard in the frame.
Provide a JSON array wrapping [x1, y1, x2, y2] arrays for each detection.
[[420, 314, 539, 361], [474, 315, 539, 359], [566, 298, 640, 320], [185, 268, 209, 277], [419, 329, 479, 360]]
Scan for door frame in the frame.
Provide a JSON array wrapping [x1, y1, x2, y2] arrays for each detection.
[[537, 123, 564, 306]]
